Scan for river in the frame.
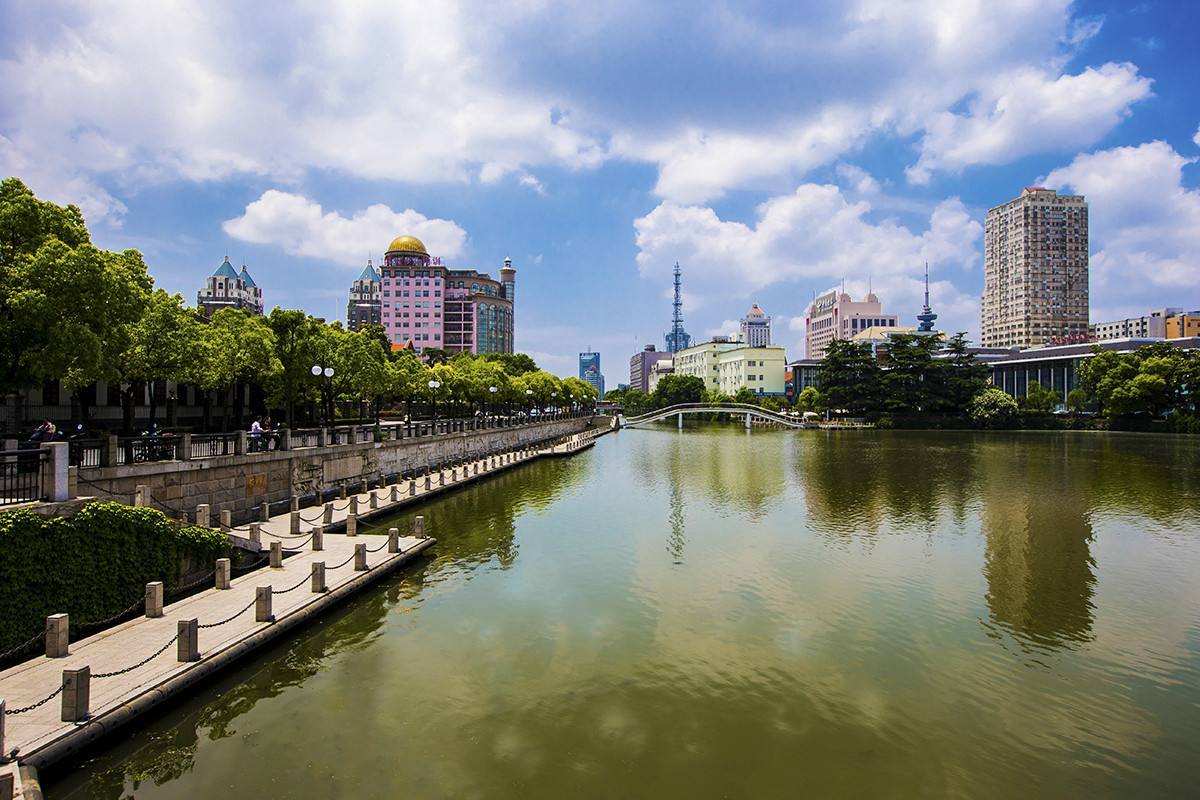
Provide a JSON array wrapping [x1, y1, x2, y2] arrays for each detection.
[[48, 426, 1200, 798]]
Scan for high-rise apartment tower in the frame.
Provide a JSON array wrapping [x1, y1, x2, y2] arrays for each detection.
[[982, 187, 1089, 349]]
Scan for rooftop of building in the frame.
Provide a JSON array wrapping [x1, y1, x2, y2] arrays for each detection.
[[239, 265, 257, 288], [356, 263, 380, 283], [211, 256, 239, 279], [386, 235, 427, 254]]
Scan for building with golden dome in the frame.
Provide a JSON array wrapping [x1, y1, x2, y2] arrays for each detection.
[[358, 235, 515, 354]]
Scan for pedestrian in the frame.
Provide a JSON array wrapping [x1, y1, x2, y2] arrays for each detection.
[[28, 418, 56, 443], [250, 416, 264, 451]]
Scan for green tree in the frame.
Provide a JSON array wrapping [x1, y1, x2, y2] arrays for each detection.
[[818, 339, 882, 415], [120, 290, 202, 428], [733, 386, 759, 406], [561, 376, 597, 407], [880, 333, 943, 412], [650, 374, 706, 408], [479, 352, 538, 375], [968, 387, 1018, 429], [796, 386, 824, 413], [1067, 388, 1090, 414], [197, 310, 278, 431], [941, 332, 990, 412], [1019, 381, 1058, 414], [267, 309, 323, 427]]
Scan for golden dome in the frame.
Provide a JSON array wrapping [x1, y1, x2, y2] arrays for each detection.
[[386, 235, 428, 254]]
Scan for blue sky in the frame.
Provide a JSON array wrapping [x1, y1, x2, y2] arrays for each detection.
[[2, 1, 1198, 379]]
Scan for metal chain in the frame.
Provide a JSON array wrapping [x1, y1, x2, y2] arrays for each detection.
[[271, 573, 311, 595], [73, 595, 145, 635], [166, 570, 215, 599], [198, 597, 257, 629], [366, 540, 389, 553], [231, 554, 269, 575], [280, 533, 315, 550], [4, 683, 64, 715], [0, 630, 46, 663], [93, 633, 180, 678], [329, 552, 357, 570]]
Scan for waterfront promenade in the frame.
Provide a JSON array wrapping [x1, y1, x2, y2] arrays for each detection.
[[0, 428, 606, 796]]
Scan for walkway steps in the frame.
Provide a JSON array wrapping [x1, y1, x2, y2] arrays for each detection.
[[0, 425, 611, 782]]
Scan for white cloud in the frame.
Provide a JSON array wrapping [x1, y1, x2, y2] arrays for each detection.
[[222, 190, 467, 265], [634, 183, 983, 336], [907, 63, 1152, 183], [1042, 141, 1200, 317], [704, 320, 740, 338], [518, 174, 546, 195], [1193, 124, 1200, 147]]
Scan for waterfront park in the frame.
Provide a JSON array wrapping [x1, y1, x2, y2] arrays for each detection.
[[4, 3, 1200, 795]]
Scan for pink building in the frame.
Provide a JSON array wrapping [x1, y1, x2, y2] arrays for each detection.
[[804, 290, 897, 359], [379, 235, 515, 354]]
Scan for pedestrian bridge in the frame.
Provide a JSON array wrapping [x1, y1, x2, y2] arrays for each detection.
[[620, 403, 810, 430]]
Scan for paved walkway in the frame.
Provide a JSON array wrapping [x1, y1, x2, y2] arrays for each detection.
[[0, 427, 609, 786]]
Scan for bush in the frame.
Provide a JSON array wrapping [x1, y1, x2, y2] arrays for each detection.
[[0, 502, 230, 655], [968, 388, 1019, 429]]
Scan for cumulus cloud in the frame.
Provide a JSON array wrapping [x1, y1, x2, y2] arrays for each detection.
[[0, 0, 1148, 213], [1042, 141, 1200, 318], [704, 320, 741, 338], [907, 64, 1152, 183], [1194, 124, 1200, 147], [222, 190, 467, 265], [634, 183, 982, 336]]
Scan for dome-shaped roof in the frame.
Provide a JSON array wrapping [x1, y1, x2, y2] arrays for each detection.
[[386, 235, 428, 254], [746, 303, 765, 316]]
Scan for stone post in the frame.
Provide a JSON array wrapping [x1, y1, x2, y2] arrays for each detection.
[[179, 432, 192, 461], [103, 433, 119, 467], [61, 666, 90, 722], [290, 495, 299, 512], [42, 442, 70, 502], [390, 485, 399, 502], [249, 522, 262, 547], [215, 558, 231, 590], [178, 619, 199, 662], [349, 496, 358, 515], [219, 509, 232, 532], [311, 562, 327, 593], [354, 543, 368, 571], [312, 526, 323, 551], [409, 479, 416, 496], [317, 427, 327, 447], [369, 490, 378, 510], [145, 582, 164, 618], [415, 515, 425, 539], [424, 475, 431, 491], [134, 484, 148, 507], [278, 429, 290, 451], [270, 540, 283, 568], [388, 527, 400, 554], [255, 587, 273, 622], [196, 503, 210, 528], [360, 479, 368, 495], [46, 613, 69, 657], [452, 467, 458, 482], [339, 484, 348, 500], [290, 510, 301, 534], [235, 431, 247, 455], [323, 502, 333, 524], [346, 512, 358, 537], [439, 471, 445, 486]]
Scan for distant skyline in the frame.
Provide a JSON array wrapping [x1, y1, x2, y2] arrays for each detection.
[[2, 1, 1198, 376]]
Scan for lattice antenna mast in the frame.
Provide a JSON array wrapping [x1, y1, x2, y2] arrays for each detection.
[[671, 262, 684, 344]]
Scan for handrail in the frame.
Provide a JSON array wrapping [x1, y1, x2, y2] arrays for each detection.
[[622, 402, 807, 428]]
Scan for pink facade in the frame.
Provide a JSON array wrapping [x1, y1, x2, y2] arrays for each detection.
[[378, 235, 514, 354]]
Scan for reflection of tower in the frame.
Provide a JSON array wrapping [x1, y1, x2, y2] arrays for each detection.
[[667, 482, 686, 563], [665, 262, 692, 353], [980, 443, 1096, 648], [916, 262, 938, 333]]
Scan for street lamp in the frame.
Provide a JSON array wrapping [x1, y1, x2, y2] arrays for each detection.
[[428, 379, 441, 428], [488, 385, 497, 419], [525, 388, 533, 417], [311, 364, 335, 424]]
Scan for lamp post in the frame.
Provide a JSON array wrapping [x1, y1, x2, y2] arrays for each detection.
[[428, 379, 441, 431], [551, 391, 558, 418], [525, 388, 533, 418], [311, 365, 335, 425], [489, 385, 497, 420]]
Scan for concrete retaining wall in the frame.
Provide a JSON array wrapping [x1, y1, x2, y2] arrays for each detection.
[[75, 417, 597, 523]]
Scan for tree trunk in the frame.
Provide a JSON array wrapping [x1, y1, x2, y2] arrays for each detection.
[[202, 391, 212, 433], [148, 381, 159, 429]]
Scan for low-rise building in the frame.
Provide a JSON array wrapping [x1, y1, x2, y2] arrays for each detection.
[[674, 338, 745, 391], [717, 345, 786, 396], [647, 359, 674, 393], [629, 345, 672, 393], [1166, 312, 1200, 339], [1090, 309, 1175, 341], [851, 325, 918, 356]]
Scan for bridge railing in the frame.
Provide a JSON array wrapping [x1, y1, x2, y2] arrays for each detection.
[[622, 402, 805, 427]]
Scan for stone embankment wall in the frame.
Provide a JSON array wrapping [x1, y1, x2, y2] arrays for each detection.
[[76, 417, 600, 523]]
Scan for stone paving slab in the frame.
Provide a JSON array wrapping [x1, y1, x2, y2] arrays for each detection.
[[0, 429, 609, 772]]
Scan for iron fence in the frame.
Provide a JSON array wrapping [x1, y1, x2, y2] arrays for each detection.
[[68, 438, 104, 468], [1, 447, 46, 504], [190, 433, 237, 459], [116, 436, 179, 465]]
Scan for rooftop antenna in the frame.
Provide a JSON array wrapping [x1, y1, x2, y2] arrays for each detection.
[[917, 261, 938, 333], [668, 261, 687, 353]]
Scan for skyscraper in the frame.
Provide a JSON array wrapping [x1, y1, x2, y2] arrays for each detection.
[[579, 351, 604, 397], [982, 187, 1089, 349], [740, 303, 771, 346]]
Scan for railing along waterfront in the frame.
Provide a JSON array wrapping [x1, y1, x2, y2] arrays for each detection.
[[190, 433, 237, 459], [291, 428, 321, 448], [68, 438, 104, 468], [1, 447, 46, 504], [116, 435, 180, 465]]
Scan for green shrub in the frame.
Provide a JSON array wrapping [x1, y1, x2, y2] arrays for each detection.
[[0, 502, 230, 654], [969, 387, 1019, 429]]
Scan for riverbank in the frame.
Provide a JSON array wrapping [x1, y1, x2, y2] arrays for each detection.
[[0, 426, 612, 795]]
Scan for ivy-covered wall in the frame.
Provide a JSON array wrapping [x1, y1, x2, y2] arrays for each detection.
[[0, 502, 230, 655]]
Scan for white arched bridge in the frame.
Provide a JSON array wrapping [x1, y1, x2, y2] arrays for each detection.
[[620, 403, 811, 430]]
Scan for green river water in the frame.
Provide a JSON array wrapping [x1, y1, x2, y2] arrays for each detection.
[[48, 426, 1200, 798]]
